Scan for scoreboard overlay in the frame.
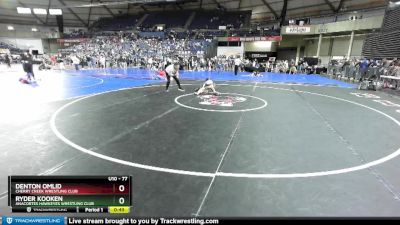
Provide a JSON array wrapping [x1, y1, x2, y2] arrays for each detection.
[[8, 176, 132, 213]]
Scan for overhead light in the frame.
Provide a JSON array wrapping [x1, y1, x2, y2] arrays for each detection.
[[33, 8, 47, 15], [7, 26, 14, 31], [396, 1, 400, 5], [49, 9, 62, 15], [32, 28, 38, 32], [17, 7, 31, 14]]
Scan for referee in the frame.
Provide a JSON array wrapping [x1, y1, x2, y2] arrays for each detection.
[[234, 56, 242, 76], [165, 62, 185, 92], [21, 51, 35, 81]]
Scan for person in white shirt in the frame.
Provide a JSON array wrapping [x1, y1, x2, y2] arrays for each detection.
[[148, 57, 153, 70], [165, 62, 185, 92], [194, 78, 218, 95], [71, 55, 80, 71], [234, 56, 242, 75], [99, 55, 106, 68], [284, 60, 289, 73], [266, 61, 270, 72]]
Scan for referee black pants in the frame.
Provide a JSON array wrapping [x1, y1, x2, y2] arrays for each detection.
[[234, 65, 239, 75], [23, 63, 35, 79], [166, 73, 182, 90]]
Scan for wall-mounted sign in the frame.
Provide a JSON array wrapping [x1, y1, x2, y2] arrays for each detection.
[[318, 25, 328, 33], [57, 38, 88, 43], [285, 26, 311, 34], [227, 37, 240, 41], [227, 36, 282, 42], [245, 52, 277, 62], [250, 53, 268, 58]]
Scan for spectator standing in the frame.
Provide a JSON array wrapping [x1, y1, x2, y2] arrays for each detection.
[[71, 55, 80, 71], [5, 54, 11, 68]]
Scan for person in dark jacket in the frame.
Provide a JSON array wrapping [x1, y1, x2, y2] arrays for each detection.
[[5, 54, 11, 68], [21, 51, 35, 82]]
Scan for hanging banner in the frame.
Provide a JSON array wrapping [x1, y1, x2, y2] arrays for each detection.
[[227, 36, 282, 42], [57, 38, 88, 44]]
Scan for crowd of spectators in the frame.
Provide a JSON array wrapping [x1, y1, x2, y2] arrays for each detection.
[[328, 58, 400, 78], [53, 30, 313, 76], [58, 32, 214, 72], [327, 57, 400, 88]]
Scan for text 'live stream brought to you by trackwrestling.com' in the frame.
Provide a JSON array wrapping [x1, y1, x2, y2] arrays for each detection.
[[1, 217, 222, 225]]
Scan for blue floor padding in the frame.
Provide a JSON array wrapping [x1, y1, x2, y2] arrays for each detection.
[[71, 68, 355, 88], [60, 72, 162, 99], [0, 69, 162, 103], [69, 68, 355, 88], [178, 70, 356, 88], [62, 68, 356, 99], [1, 68, 356, 103]]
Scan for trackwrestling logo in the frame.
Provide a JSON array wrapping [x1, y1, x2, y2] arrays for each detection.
[[2, 217, 64, 225], [198, 95, 247, 107]]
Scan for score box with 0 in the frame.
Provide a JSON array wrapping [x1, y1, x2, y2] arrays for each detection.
[[8, 176, 132, 213]]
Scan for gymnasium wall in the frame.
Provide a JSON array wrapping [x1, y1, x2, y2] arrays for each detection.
[[0, 23, 89, 54], [217, 46, 244, 57], [303, 35, 366, 64], [41, 39, 64, 54], [0, 37, 44, 54], [244, 41, 277, 52], [0, 24, 58, 39]]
